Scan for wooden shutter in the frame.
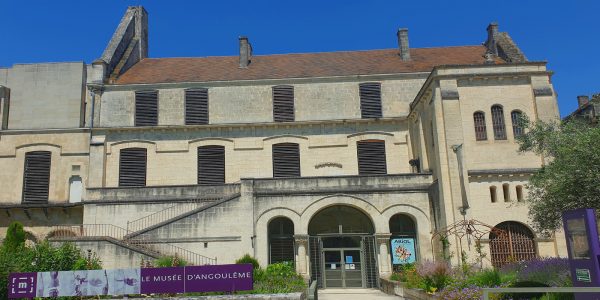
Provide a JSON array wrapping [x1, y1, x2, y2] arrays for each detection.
[[357, 140, 387, 175], [119, 148, 147, 187], [359, 83, 382, 119], [272, 143, 300, 178], [198, 145, 225, 185], [135, 90, 158, 126], [22, 151, 51, 204], [273, 85, 294, 122], [185, 88, 209, 125]]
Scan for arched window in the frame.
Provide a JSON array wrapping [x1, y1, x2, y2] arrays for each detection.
[[473, 111, 487, 141], [489, 221, 536, 267], [389, 214, 418, 268], [268, 217, 295, 264], [491, 105, 507, 140], [490, 186, 497, 203], [511, 110, 524, 137], [503, 183, 510, 202], [516, 185, 524, 202]]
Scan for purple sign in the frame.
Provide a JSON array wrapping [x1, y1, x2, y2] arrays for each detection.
[[9, 264, 253, 298]]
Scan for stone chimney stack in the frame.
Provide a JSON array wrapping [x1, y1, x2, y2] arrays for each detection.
[[486, 22, 499, 56], [239, 36, 252, 68], [397, 28, 410, 61], [577, 95, 590, 108]]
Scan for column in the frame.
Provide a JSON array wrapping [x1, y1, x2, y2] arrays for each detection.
[[294, 234, 309, 279], [376, 233, 392, 275]]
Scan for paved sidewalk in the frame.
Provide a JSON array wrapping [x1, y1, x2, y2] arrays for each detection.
[[318, 288, 399, 299]]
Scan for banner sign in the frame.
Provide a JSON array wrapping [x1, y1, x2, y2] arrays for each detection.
[[391, 238, 416, 265], [9, 264, 252, 298]]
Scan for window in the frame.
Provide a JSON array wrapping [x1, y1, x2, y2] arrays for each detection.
[[69, 176, 82, 203], [359, 82, 382, 118], [198, 145, 225, 185], [503, 183, 510, 202], [268, 217, 295, 264], [511, 110, 524, 138], [473, 111, 487, 141], [272, 143, 301, 178], [273, 85, 294, 122], [491, 105, 507, 140], [357, 140, 387, 175], [135, 90, 158, 126], [22, 151, 51, 204], [489, 221, 536, 267], [490, 186, 497, 203], [185, 88, 208, 125], [516, 185, 524, 202], [119, 148, 147, 187]]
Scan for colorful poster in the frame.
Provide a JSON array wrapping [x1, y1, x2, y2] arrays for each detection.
[[391, 238, 416, 264], [9, 264, 252, 298]]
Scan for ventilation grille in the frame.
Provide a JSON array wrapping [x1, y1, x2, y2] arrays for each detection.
[[273, 85, 295, 122], [22, 151, 51, 204], [359, 83, 382, 118], [198, 145, 225, 185], [273, 143, 300, 178], [119, 148, 147, 187], [185, 88, 209, 125], [135, 90, 158, 126], [357, 140, 387, 175]]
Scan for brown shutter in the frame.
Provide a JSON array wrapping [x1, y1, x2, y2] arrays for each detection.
[[357, 140, 387, 175], [185, 88, 209, 125], [359, 83, 382, 119], [273, 85, 295, 122], [119, 148, 147, 187], [272, 143, 301, 178], [198, 145, 225, 185], [22, 151, 51, 204], [135, 90, 158, 126]]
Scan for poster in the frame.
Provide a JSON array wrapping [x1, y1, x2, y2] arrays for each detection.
[[391, 238, 416, 264], [35, 269, 140, 297]]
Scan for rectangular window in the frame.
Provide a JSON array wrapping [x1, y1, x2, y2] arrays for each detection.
[[135, 90, 158, 126], [185, 88, 209, 125], [273, 85, 295, 122], [22, 151, 51, 204], [119, 148, 147, 187], [359, 83, 382, 119], [272, 143, 301, 178], [198, 145, 225, 185], [357, 140, 387, 175]]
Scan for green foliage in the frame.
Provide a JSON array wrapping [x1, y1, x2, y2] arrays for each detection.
[[517, 118, 600, 234], [155, 255, 188, 267], [235, 253, 260, 270], [252, 262, 306, 294], [3, 221, 26, 251], [465, 269, 502, 287]]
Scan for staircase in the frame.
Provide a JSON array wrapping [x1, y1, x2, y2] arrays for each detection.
[[126, 199, 218, 234]]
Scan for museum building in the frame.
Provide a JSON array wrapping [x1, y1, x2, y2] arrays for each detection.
[[0, 6, 566, 289]]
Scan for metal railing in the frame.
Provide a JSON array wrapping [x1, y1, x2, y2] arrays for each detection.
[[126, 199, 217, 233], [482, 287, 600, 299], [49, 224, 130, 240], [129, 239, 217, 266]]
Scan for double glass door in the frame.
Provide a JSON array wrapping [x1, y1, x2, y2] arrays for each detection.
[[323, 249, 362, 288]]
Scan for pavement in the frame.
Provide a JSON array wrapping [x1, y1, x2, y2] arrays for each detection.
[[318, 288, 400, 299]]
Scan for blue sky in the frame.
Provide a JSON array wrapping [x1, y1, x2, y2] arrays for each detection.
[[0, 1, 597, 116]]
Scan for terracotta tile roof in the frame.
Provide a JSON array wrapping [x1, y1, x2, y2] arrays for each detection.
[[114, 45, 492, 85]]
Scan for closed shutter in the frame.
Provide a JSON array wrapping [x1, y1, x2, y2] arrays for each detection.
[[119, 148, 147, 187], [270, 238, 295, 263], [272, 143, 300, 178], [273, 85, 294, 122], [22, 151, 51, 204], [357, 140, 387, 175], [198, 145, 225, 185], [359, 83, 382, 118], [185, 88, 209, 125], [135, 90, 158, 126]]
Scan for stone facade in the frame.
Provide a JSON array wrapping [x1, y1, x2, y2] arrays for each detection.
[[0, 5, 567, 288]]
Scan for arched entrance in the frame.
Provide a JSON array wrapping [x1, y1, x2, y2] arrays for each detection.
[[489, 221, 537, 267], [389, 214, 418, 271], [308, 205, 378, 289]]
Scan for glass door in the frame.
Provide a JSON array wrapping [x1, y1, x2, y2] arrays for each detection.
[[323, 250, 343, 287], [342, 249, 362, 287]]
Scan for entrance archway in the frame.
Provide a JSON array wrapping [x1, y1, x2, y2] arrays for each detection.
[[489, 221, 537, 267], [308, 205, 378, 289], [389, 214, 417, 271], [268, 217, 295, 264]]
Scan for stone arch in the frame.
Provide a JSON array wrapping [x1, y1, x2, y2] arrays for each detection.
[[300, 194, 382, 233], [382, 205, 433, 262], [255, 207, 301, 266], [489, 221, 537, 267], [46, 228, 78, 240]]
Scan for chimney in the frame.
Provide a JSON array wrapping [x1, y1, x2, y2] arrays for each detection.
[[577, 95, 590, 108], [397, 28, 410, 61], [239, 36, 252, 68], [486, 22, 499, 56]]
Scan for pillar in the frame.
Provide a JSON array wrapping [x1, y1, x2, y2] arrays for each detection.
[[376, 233, 392, 275], [294, 234, 309, 279]]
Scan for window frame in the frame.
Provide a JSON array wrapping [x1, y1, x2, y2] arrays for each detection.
[[491, 105, 507, 140], [473, 111, 488, 141], [22, 151, 52, 204], [511, 110, 524, 138], [359, 82, 383, 119], [272, 85, 295, 122], [272, 143, 301, 178], [118, 148, 147, 187], [134, 90, 159, 127], [357, 139, 387, 175], [185, 88, 209, 125]]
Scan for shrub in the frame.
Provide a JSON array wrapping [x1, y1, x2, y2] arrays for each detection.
[[515, 257, 572, 287], [415, 260, 452, 293], [3, 222, 26, 251], [465, 268, 502, 287], [236, 253, 260, 270], [155, 255, 188, 267], [252, 262, 306, 294]]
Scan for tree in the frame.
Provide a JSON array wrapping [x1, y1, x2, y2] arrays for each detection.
[[3, 221, 26, 251], [517, 118, 600, 234]]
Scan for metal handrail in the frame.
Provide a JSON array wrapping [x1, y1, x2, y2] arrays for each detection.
[[130, 239, 217, 266], [126, 199, 218, 233], [49, 224, 130, 240], [482, 287, 600, 300]]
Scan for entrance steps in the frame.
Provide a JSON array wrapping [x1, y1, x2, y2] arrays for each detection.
[[319, 289, 400, 300]]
